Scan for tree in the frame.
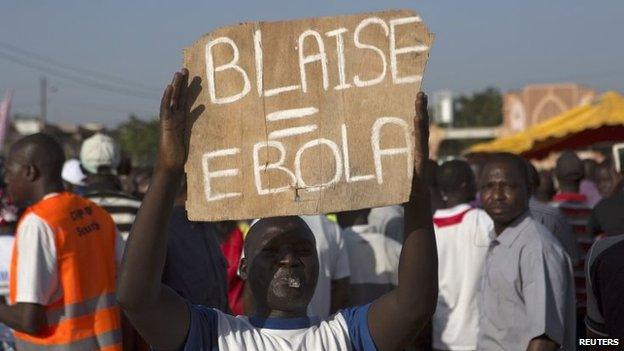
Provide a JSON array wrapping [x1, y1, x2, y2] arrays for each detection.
[[453, 87, 503, 127], [113, 115, 159, 167]]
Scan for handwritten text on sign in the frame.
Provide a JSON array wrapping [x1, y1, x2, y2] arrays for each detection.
[[184, 10, 433, 221]]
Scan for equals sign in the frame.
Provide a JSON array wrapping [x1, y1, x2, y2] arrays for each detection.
[[266, 107, 319, 139]]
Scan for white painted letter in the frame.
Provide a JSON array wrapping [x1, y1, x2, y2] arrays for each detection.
[[294, 138, 343, 192], [202, 148, 241, 202], [389, 16, 428, 84], [341, 124, 375, 183], [268, 125, 318, 140], [253, 29, 263, 97], [253, 141, 297, 195], [371, 117, 413, 184], [205, 37, 251, 104], [325, 28, 351, 91], [258, 29, 302, 97], [298, 30, 329, 93], [266, 107, 319, 122], [353, 17, 389, 87]]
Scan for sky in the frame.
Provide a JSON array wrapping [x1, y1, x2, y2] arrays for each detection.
[[1, 0, 623, 127]]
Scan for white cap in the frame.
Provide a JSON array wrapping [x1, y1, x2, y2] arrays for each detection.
[[61, 159, 87, 186], [79, 133, 120, 175]]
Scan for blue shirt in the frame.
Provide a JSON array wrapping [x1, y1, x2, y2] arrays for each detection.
[[162, 206, 228, 311]]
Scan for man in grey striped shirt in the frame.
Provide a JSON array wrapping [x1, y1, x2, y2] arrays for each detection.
[[80, 133, 141, 242], [527, 162, 579, 264]]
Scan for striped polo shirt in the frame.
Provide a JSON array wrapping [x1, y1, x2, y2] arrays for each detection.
[[550, 192, 593, 314], [529, 198, 579, 264], [84, 190, 141, 242]]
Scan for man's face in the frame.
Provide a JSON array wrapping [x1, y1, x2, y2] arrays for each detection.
[[596, 167, 616, 197], [479, 162, 529, 227], [243, 217, 318, 315], [3, 152, 31, 206]]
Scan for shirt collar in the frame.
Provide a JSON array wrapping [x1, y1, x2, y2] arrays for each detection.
[[434, 203, 472, 218], [493, 211, 532, 248], [249, 315, 319, 330], [42, 192, 61, 200], [86, 179, 122, 193], [349, 224, 378, 235], [552, 192, 587, 203]]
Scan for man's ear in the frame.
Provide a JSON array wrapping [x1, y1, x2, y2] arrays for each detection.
[[24, 164, 39, 182], [239, 257, 248, 281]]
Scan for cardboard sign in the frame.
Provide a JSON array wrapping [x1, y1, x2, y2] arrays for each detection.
[[183, 9, 433, 221]]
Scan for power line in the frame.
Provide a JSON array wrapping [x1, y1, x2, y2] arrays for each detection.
[[11, 96, 156, 116], [0, 41, 160, 93], [56, 100, 156, 116], [0, 49, 159, 100]]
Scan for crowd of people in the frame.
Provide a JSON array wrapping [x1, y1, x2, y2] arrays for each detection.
[[0, 69, 621, 350]]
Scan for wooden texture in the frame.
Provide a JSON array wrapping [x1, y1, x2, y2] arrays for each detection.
[[183, 9, 433, 221]]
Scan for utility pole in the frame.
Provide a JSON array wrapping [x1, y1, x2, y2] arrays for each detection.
[[40, 76, 47, 129]]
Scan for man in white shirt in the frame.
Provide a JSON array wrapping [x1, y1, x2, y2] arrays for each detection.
[[301, 215, 350, 319], [0, 133, 124, 350], [432, 160, 492, 351], [367, 205, 404, 243], [116, 70, 438, 351], [338, 209, 402, 307]]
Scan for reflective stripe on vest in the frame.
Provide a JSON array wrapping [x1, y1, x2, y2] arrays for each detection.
[[15, 329, 121, 351], [45, 293, 117, 325]]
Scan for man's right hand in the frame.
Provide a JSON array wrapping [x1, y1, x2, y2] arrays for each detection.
[[157, 69, 190, 174]]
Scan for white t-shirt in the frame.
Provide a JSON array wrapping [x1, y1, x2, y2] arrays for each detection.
[[12, 212, 125, 305], [432, 204, 492, 350], [0, 236, 14, 297], [367, 205, 404, 243], [0, 235, 14, 343], [343, 224, 402, 306], [300, 215, 351, 319], [183, 303, 376, 351]]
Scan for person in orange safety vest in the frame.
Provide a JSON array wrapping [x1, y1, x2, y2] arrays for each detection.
[[0, 133, 123, 350]]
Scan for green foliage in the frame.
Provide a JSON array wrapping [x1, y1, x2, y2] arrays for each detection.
[[453, 87, 503, 127], [112, 115, 159, 167]]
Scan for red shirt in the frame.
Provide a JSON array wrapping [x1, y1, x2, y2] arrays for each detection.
[[220, 227, 245, 315]]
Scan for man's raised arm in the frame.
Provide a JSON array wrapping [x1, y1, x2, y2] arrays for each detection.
[[368, 93, 438, 351], [116, 69, 193, 350]]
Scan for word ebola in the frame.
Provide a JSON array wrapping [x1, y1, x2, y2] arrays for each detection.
[[201, 118, 412, 202]]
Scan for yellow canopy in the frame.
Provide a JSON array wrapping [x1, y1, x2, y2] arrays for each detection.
[[468, 91, 624, 155]]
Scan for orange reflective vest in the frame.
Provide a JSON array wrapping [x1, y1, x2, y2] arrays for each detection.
[[10, 192, 122, 350]]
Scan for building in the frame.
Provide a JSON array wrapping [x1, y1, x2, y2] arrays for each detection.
[[2, 117, 105, 157], [431, 90, 454, 125], [502, 83, 597, 135]]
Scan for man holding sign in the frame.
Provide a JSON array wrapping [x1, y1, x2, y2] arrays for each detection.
[[117, 67, 437, 350]]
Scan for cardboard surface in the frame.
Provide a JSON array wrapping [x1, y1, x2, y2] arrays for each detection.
[[183, 9, 433, 221]]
